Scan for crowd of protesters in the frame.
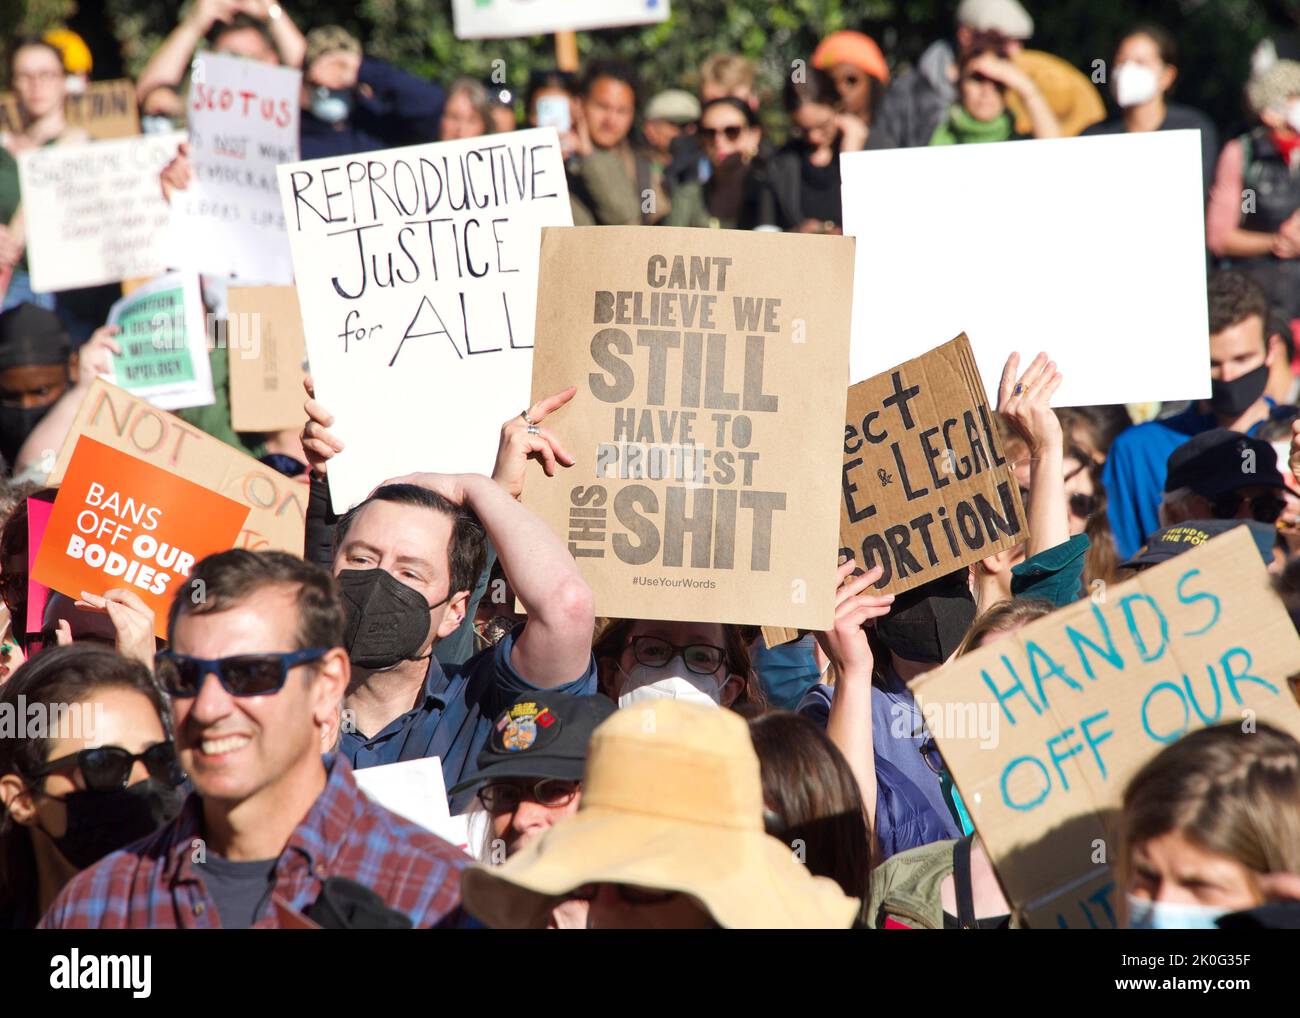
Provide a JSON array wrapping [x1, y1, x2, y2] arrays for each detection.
[[0, 0, 1299, 930]]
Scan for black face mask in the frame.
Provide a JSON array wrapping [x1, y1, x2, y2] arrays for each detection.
[[42, 779, 184, 869], [1209, 363, 1269, 418], [338, 568, 449, 671], [0, 403, 51, 468], [875, 594, 977, 665]]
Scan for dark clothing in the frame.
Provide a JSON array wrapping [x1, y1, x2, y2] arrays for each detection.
[[757, 141, 844, 230], [1223, 126, 1300, 318], [196, 854, 278, 929], [868, 40, 957, 150], [663, 157, 765, 230], [300, 57, 444, 160], [1081, 104, 1219, 199], [566, 143, 663, 226], [338, 626, 598, 814]]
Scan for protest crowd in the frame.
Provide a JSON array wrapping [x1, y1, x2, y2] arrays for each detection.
[[3, 0, 1300, 935]]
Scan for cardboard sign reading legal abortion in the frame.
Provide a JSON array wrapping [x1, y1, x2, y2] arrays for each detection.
[[226, 285, 309, 432], [18, 131, 184, 292], [912, 527, 1300, 930], [47, 379, 306, 555], [841, 334, 1023, 595], [0, 79, 140, 139], [105, 272, 215, 411], [452, 0, 670, 38], [33, 438, 250, 638], [276, 129, 572, 512], [169, 55, 300, 284], [524, 227, 855, 629]]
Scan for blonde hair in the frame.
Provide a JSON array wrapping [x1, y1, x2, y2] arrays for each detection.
[[954, 597, 1054, 657], [700, 52, 756, 93], [1247, 59, 1300, 116], [1119, 723, 1300, 888]]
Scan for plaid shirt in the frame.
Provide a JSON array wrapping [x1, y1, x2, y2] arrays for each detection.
[[40, 754, 467, 929]]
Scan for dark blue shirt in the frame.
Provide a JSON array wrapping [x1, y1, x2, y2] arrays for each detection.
[[339, 627, 598, 814]]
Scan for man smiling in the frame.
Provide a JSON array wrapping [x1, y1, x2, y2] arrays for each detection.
[[41, 550, 467, 928]]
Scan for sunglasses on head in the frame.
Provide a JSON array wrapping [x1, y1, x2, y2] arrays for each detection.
[[1211, 492, 1285, 525], [699, 124, 744, 142], [154, 648, 328, 698], [29, 742, 183, 793]]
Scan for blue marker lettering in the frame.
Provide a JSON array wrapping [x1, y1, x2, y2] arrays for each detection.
[[1221, 646, 1279, 703], [1183, 664, 1223, 726], [1047, 726, 1084, 792], [981, 655, 1042, 727], [1080, 709, 1113, 781], [1141, 681, 1189, 744], [1120, 593, 1169, 663], [1027, 640, 1083, 710], [1065, 603, 1124, 680], [1001, 754, 1051, 811], [1175, 567, 1220, 637]]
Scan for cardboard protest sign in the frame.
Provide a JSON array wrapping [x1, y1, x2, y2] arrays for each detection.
[[226, 285, 309, 432], [523, 226, 855, 629], [841, 132, 1209, 405], [841, 334, 1024, 595], [169, 54, 300, 284], [18, 131, 184, 292], [104, 272, 214, 411], [33, 437, 250, 638], [276, 129, 573, 512], [452, 0, 670, 38], [0, 79, 140, 140], [47, 379, 307, 555], [912, 527, 1300, 929]]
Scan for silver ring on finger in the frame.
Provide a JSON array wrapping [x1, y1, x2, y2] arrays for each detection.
[[521, 410, 537, 426], [527, 424, 541, 435]]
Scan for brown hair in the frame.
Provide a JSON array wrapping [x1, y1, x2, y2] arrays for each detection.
[[955, 598, 1055, 657], [1119, 723, 1300, 890], [748, 710, 871, 901], [699, 52, 756, 94], [592, 617, 767, 708]]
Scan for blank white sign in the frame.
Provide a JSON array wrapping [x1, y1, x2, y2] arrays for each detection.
[[842, 131, 1210, 406]]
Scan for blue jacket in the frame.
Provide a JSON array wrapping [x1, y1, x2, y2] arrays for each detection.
[[301, 57, 444, 160]]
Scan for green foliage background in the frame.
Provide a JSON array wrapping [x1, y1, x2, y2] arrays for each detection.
[[6, 0, 1300, 134]]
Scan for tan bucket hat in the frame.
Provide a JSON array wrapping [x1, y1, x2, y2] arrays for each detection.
[[460, 700, 861, 929]]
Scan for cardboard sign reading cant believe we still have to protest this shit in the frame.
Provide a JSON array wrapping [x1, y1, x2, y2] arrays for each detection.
[[523, 226, 855, 631]]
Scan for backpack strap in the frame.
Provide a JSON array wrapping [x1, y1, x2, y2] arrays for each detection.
[[952, 835, 977, 929]]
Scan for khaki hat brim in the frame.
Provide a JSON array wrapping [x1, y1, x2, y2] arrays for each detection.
[[460, 806, 860, 929]]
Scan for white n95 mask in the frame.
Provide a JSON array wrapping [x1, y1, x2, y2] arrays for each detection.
[[1114, 62, 1159, 108], [616, 663, 725, 709]]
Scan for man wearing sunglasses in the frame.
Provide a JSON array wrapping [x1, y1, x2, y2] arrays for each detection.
[[1159, 429, 1289, 534], [42, 550, 469, 929]]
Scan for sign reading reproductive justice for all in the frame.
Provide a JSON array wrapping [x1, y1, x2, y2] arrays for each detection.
[[276, 129, 573, 513], [33, 437, 250, 638], [524, 226, 855, 630]]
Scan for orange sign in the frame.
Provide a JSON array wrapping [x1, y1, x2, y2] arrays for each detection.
[[32, 437, 250, 638]]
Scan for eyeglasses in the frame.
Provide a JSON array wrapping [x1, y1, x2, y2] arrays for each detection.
[[699, 124, 744, 143], [919, 736, 946, 775], [568, 883, 681, 906], [13, 70, 62, 86], [476, 778, 579, 814], [627, 635, 726, 676], [29, 742, 183, 793], [1210, 492, 1285, 525], [154, 648, 328, 698]]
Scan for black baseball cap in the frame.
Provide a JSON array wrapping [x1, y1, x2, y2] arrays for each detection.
[[448, 691, 616, 794], [1121, 519, 1277, 571], [1163, 429, 1285, 499]]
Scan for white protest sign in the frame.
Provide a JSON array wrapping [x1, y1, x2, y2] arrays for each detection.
[[452, 0, 670, 38], [841, 131, 1209, 405], [104, 272, 214, 410], [276, 129, 573, 513], [19, 131, 185, 293], [352, 757, 474, 855], [168, 54, 300, 284]]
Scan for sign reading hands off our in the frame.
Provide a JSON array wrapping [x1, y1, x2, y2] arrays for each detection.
[[912, 527, 1300, 929]]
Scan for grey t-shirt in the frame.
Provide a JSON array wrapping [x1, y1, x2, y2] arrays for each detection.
[[198, 854, 279, 929]]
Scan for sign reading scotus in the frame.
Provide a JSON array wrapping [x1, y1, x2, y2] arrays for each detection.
[[276, 129, 572, 512], [523, 226, 855, 629]]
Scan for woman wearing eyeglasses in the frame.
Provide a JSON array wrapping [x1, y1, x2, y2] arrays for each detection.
[[0, 644, 183, 927], [929, 48, 1060, 146], [663, 98, 765, 230], [592, 617, 766, 710]]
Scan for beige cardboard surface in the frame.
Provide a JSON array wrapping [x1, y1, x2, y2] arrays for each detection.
[[912, 527, 1300, 929], [227, 285, 309, 432], [762, 626, 802, 649], [0, 80, 139, 139], [522, 226, 854, 629], [841, 333, 1023, 595], [47, 379, 306, 555]]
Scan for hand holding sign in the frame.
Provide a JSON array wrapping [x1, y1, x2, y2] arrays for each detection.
[[76, 326, 122, 385], [74, 588, 156, 668], [301, 375, 343, 479]]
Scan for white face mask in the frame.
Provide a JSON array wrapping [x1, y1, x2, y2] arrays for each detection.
[[616, 662, 725, 710], [1126, 893, 1230, 930], [1114, 62, 1160, 108]]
